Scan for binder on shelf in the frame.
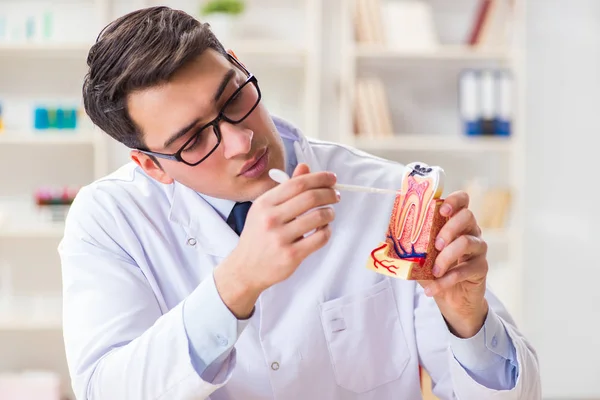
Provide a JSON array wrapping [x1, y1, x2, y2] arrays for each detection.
[[458, 68, 513, 137], [480, 69, 496, 135], [495, 69, 513, 136], [459, 69, 481, 136]]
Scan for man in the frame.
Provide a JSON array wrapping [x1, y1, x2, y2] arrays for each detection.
[[59, 6, 541, 400]]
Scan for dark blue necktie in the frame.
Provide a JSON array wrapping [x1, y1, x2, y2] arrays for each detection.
[[227, 201, 252, 235]]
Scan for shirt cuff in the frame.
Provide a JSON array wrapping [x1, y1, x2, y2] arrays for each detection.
[[182, 272, 252, 380], [448, 307, 514, 371]]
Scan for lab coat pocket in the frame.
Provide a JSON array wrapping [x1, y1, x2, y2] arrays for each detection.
[[319, 278, 410, 394]]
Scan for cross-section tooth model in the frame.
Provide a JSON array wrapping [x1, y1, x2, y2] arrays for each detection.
[[366, 162, 449, 280]]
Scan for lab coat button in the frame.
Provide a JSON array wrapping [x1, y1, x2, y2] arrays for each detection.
[[271, 361, 280, 371], [491, 336, 498, 348], [187, 238, 197, 246], [216, 335, 228, 346]]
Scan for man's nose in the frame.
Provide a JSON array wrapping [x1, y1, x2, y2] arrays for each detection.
[[220, 121, 253, 159]]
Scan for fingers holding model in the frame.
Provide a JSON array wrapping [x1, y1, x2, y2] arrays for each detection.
[[418, 190, 490, 338], [215, 163, 339, 318]]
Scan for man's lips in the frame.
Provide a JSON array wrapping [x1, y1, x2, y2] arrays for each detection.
[[238, 147, 268, 176]]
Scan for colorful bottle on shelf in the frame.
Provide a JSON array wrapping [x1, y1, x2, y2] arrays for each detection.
[[34, 106, 78, 131], [34, 106, 50, 130]]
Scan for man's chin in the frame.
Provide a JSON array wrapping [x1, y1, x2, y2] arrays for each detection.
[[246, 175, 278, 201]]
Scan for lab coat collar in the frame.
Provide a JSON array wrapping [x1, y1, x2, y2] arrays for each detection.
[[167, 115, 321, 258], [273, 115, 325, 172]]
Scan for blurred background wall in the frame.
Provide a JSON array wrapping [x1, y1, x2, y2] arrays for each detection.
[[524, 0, 600, 398], [0, 0, 597, 399]]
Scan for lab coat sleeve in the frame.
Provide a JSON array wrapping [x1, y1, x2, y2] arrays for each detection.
[[59, 187, 238, 400], [414, 284, 542, 399], [182, 273, 251, 381], [447, 306, 519, 390]]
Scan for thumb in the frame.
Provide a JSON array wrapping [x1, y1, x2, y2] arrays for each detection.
[[292, 163, 311, 178]]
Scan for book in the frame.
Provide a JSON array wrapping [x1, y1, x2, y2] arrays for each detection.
[[380, 0, 439, 51], [468, 0, 513, 49], [353, 77, 393, 138], [354, 0, 385, 45]]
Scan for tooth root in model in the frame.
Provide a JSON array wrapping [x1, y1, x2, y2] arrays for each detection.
[[366, 162, 449, 280]]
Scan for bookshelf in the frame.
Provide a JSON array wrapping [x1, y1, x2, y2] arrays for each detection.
[[338, 0, 526, 327], [0, 0, 323, 396], [0, 0, 324, 236], [0, 132, 95, 145], [354, 44, 510, 61], [0, 320, 62, 331], [353, 134, 513, 152], [0, 224, 65, 239]]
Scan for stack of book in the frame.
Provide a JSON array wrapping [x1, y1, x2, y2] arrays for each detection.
[[464, 178, 512, 230], [353, 0, 513, 49], [353, 0, 438, 51], [353, 0, 386, 45], [353, 77, 394, 138]]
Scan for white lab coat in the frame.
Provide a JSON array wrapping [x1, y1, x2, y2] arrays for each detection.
[[59, 117, 541, 400]]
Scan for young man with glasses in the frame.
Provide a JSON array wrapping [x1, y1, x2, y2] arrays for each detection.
[[59, 6, 541, 400]]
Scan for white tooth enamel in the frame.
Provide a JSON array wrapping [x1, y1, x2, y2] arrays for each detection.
[[396, 162, 445, 244]]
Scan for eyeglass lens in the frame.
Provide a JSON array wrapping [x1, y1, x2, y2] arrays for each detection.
[[180, 79, 259, 165]]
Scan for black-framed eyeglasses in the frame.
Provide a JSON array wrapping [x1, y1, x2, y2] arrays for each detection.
[[136, 54, 262, 166]]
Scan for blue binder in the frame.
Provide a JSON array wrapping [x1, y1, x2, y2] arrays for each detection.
[[459, 69, 481, 136], [495, 69, 513, 137]]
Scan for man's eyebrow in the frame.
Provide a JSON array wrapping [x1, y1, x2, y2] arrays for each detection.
[[162, 69, 237, 149], [214, 69, 236, 103], [163, 119, 199, 149]]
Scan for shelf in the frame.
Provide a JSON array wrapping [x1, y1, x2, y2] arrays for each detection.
[[0, 42, 92, 58], [0, 39, 307, 64], [353, 45, 510, 61], [0, 319, 61, 331], [227, 39, 307, 56], [0, 132, 96, 145], [0, 222, 65, 239], [353, 134, 513, 152]]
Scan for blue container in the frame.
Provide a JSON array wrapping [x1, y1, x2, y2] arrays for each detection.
[[47, 108, 58, 129], [495, 120, 511, 136], [65, 108, 77, 129], [34, 107, 50, 130], [56, 108, 78, 129], [464, 120, 481, 136]]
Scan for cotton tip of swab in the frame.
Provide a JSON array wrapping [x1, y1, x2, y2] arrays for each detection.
[[269, 168, 290, 184]]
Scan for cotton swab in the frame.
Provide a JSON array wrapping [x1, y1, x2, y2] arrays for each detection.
[[332, 183, 398, 195], [268, 169, 398, 195]]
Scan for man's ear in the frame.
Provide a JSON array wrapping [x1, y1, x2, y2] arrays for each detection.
[[130, 150, 174, 184]]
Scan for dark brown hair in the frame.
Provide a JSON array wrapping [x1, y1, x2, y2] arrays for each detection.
[[82, 6, 228, 150]]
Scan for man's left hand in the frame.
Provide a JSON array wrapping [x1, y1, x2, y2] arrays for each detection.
[[419, 190, 490, 339]]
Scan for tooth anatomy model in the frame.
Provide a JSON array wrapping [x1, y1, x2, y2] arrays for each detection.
[[366, 162, 449, 280]]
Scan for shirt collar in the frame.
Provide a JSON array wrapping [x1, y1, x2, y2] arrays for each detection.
[[197, 116, 300, 220]]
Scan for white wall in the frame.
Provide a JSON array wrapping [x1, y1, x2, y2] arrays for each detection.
[[524, 1, 600, 398]]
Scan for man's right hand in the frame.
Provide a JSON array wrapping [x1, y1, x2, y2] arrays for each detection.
[[214, 163, 339, 318]]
